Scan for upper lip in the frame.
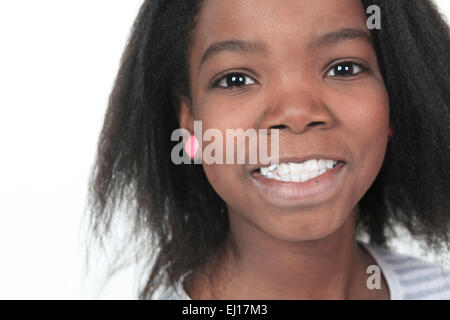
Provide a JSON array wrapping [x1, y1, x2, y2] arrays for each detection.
[[248, 154, 346, 173]]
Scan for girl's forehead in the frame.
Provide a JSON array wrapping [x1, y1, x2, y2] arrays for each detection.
[[189, 0, 369, 70]]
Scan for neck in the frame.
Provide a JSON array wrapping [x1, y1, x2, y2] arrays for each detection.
[[195, 206, 377, 299]]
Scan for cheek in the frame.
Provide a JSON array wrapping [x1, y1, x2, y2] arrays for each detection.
[[355, 81, 389, 155], [203, 163, 245, 209], [335, 79, 390, 195], [195, 118, 252, 208], [330, 78, 389, 149], [330, 77, 388, 133]]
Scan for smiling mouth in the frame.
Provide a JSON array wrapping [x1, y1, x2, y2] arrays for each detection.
[[249, 159, 347, 203], [251, 159, 345, 183]]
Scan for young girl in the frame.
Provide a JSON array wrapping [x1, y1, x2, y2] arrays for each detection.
[[86, 0, 450, 299]]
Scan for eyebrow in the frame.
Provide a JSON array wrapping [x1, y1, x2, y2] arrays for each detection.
[[310, 28, 373, 48], [199, 39, 267, 71], [198, 28, 373, 71]]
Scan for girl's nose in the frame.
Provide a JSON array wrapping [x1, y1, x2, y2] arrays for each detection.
[[259, 78, 334, 135]]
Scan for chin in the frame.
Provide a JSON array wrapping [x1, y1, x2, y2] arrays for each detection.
[[258, 209, 350, 243]]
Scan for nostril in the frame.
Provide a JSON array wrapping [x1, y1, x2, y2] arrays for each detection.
[[308, 121, 326, 127], [270, 124, 287, 130]]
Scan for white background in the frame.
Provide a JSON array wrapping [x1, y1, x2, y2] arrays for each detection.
[[0, 1, 449, 299]]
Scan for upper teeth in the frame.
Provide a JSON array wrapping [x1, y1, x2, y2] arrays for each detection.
[[259, 159, 338, 183]]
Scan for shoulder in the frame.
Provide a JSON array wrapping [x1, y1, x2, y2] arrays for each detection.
[[361, 242, 450, 300]]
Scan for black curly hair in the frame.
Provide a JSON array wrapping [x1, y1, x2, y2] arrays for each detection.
[[84, 0, 450, 299]]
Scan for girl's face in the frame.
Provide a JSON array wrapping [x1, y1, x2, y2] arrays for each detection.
[[179, 0, 389, 241]]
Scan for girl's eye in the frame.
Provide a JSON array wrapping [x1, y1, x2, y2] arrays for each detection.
[[326, 62, 366, 78], [213, 72, 256, 89]]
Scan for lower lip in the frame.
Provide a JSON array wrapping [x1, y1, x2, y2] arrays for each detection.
[[250, 162, 346, 204]]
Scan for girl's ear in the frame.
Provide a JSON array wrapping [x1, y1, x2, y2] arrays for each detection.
[[174, 95, 195, 134]]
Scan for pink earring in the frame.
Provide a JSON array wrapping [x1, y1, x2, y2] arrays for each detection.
[[388, 123, 394, 138], [184, 135, 199, 159]]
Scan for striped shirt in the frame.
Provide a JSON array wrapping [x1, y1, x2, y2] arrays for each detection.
[[157, 242, 450, 300], [362, 242, 450, 299]]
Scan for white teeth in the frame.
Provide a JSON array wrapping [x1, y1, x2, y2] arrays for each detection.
[[300, 171, 310, 182], [288, 162, 297, 173], [326, 160, 335, 169], [278, 163, 289, 175], [304, 159, 318, 171], [291, 172, 301, 182], [258, 159, 341, 183], [310, 170, 319, 179], [270, 174, 282, 181], [289, 162, 304, 173], [261, 167, 269, 176], [318, 159, 327, 170]]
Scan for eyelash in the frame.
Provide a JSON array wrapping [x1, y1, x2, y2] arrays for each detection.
[[211, 71, 256, 90], [211, 61, 369, 90], [325, 61, 369, 78]]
